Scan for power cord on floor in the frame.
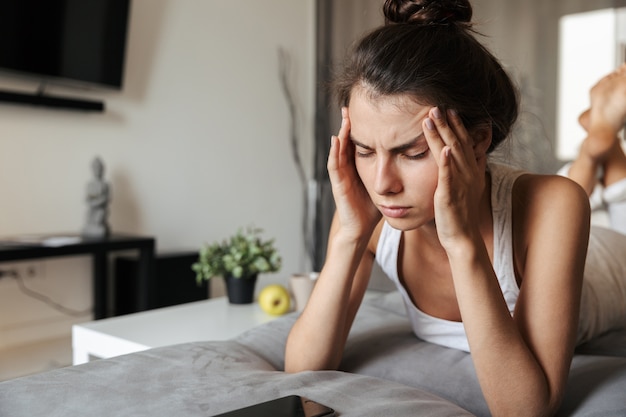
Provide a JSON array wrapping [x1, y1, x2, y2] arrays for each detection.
[[0, 268, 92, 317]]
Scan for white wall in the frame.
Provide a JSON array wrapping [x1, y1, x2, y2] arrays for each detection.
[[0, 0, 315, 350]]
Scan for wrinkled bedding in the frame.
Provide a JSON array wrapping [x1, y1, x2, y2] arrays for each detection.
[[1, 291, 625, 417]]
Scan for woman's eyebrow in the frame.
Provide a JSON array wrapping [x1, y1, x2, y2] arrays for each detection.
[[349, 136, 374, 150]]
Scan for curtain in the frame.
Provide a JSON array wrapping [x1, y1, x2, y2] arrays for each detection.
[[311, 0, 383, 270]]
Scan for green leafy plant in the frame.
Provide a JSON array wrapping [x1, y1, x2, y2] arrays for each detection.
[[192, 227, 282, 284]]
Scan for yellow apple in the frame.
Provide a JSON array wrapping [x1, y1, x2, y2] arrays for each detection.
[[258, 284, 291, 315]]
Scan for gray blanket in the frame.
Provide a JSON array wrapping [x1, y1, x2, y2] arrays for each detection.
[[2, 291, 625, 416]]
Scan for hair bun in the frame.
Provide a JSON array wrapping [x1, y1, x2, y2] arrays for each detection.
[[383, 0, 473, 25]]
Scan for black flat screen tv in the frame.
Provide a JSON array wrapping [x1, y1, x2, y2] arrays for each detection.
[[0, 0, 131, 90]]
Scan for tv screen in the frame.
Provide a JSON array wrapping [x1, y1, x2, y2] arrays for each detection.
[[0, 0, 131, 90]]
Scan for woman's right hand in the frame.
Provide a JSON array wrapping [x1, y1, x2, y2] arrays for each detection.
[[327, 108, 381, 240]]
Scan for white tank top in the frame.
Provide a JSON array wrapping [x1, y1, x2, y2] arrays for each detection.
[[375, 163, 524, 352]]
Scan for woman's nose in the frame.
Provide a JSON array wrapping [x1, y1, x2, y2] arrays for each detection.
[[374, 159, 402, 195]]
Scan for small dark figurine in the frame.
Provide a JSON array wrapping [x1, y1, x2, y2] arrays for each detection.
[[82, 156, 111, 238]]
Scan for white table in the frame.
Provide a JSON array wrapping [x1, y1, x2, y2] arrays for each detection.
[[72, 297, 279, 365]]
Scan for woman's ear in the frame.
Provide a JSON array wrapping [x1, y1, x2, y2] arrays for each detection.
[[472, 126, 492, 159]]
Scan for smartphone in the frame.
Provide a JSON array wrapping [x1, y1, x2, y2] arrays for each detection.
[[212, 395, 336, 417]]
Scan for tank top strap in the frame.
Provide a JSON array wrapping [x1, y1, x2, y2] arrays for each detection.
[[488, 162, 527, 313]]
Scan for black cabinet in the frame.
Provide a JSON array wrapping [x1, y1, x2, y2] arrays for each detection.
[[115, 251, 209, 315]]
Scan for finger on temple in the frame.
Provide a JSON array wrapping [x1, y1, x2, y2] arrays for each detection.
[[423, 117, 445, 161], [445, 109, 472, 149]]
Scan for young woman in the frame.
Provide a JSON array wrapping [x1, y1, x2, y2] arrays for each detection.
[[285, 1, 623, 416]]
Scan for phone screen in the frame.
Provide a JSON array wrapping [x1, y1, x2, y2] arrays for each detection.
[[212, 395, 335, 417]]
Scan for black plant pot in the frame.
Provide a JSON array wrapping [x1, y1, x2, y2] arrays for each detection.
[[224, 274, 258, 304]]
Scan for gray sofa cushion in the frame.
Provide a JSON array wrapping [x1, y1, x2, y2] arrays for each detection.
[[235, 291, 626, 417], [0, 340, 474, 417]]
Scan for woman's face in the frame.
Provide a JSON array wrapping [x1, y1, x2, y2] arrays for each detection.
[[348, 87, 439, 231]]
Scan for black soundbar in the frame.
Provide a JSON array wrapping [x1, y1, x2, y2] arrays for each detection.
[[0, 90, 104, 112]]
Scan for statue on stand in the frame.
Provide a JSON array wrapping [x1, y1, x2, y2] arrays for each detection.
[[82, 156, 111, 238]]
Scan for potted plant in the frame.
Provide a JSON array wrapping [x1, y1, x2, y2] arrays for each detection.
[[192, 227, 282, 304]]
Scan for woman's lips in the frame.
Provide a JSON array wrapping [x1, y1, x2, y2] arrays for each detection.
[[379, 205, 410, 218]]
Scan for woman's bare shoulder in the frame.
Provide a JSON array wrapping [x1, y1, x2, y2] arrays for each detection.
[[513, 172, 591, 235], [512, 173, 591, 282], [515, 172, 589, 207]]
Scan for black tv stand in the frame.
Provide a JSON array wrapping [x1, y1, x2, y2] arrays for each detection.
[[0, 89, 104, 112], [0, 233, 155, 319]]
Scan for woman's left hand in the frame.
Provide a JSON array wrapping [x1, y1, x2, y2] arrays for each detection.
[[422, 107, 486, 252]]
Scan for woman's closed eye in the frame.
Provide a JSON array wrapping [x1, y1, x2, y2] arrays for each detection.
[[404, 149, 429, 160], [354, 147, 429, 160], [355, 148, 375, 158], [398, 144, 430, 160]]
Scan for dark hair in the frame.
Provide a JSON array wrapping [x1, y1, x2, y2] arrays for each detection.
[[334, 0, 519, 153]]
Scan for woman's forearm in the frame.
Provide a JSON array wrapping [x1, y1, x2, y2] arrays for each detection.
[[284, 232, 372, 373], [447, 240, 559, 417]]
